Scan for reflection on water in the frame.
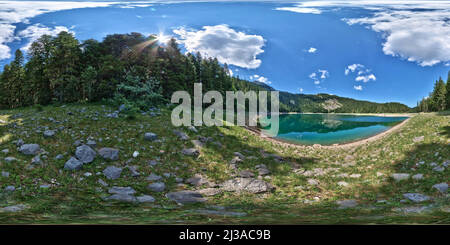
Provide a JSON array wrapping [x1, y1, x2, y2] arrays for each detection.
[[261, 114, 408, 145]]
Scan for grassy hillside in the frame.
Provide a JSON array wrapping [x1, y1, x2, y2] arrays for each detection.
[[243, 82, 411, 113], [0, 105, 448, 224]]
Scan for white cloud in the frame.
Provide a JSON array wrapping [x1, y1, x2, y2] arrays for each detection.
[[307, 47, 317, 53], [0, 24, 15, 59], [276, 1, 450, 66], [354, 85, 363, 91], [18, 24, 74, 52], [355, 74, 376, 83], [275, 7, 322, 14], [309, 68, 329, 85], [0, 1, 116, 60], [345, 64, 364, 75], [251, 74, 271, 84], [345, 9, 450, 66], [174, 24, 265, 69], [318, 69, 329, 79], [345, 63, 375, 82]]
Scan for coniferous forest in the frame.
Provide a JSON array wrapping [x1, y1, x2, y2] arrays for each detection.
[[0, 31, 447, 113]]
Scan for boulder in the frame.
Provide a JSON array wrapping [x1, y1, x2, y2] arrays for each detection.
[[137, 195, 156, 203], [98, 147, 119, 161], [19, 144, 40, 155], [403, 193, 431, 203], [148, 182, 165, 192], [64, 157, 83, 171], [43, 130, 56, 138], [166, 191, 206, 204], [108, 186, 136, 195], [75, 145, 96, 163], [432, 183, 448, 193], [103, 166, 122, 180]]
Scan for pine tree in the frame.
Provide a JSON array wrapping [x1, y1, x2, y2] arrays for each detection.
[[431, 77, 446, 111], [446, 71, 450, 110]]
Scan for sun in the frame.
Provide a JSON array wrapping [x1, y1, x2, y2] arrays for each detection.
[[156, 32, 171, 45]]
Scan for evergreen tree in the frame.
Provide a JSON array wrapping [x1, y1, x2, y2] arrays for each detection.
[[430, 77, 446, 111], [446, 71, 450, 110]]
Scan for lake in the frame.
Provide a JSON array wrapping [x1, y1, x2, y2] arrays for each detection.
[[261, 114, 408, 145]]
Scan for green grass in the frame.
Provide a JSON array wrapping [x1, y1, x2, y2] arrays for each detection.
[[0, 104, 448, 224]]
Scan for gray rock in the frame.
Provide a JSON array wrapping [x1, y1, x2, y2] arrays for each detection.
[[337, 199, 358, 209], [257, 167, 270, 176], [146, 173, 162, 181], [98, 179, 108, 187], [103, 166, 122, 180], [86, 140, 97, 147], [108, 186, 136, 195], [186, 174, 211, 187], [4, 157, 17, 163], [15, 139, 24, 147], [1, 149, 9, 154], [64, 157, 83, 171], [198, 188, 222, 196], [432, 166, 445, 172], [144, 132, 158, 141], [432, 183, 448, 193], [137, 195, 156, 203], [166, 191, 206, 204], [55, 154, 64, 160], [1, 204, 27, 212], [75, 145, 96, 164], [239, 170, 255, 178], [174, 130, 189, 140], [73, 140, 82, 147], [148, 182, 165, 192], [105, 194, 137, 203], [412, 174, 424, 180], [4, 185, 15, 192], [98, 147, 119, 161], [127, 165, 140, 177], [191, 140, 204, 148], [19, 144, 40, 155], [182, 148, 199, 156], [43, 130, 56, 138], [31, 155, 42, 165], [1, 171, 9, 177], [403, 193, 431, 203], [392, 173, 410, 181], [221, 178, 274, 194]]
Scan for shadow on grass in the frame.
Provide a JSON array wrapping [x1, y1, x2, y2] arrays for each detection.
[[439, 126, 450, 138]]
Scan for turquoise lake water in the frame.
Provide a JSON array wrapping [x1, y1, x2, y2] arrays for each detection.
[[262, 114, 408, 145]]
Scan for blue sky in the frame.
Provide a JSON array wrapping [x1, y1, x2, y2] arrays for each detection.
[[0, 1, 449, 107]]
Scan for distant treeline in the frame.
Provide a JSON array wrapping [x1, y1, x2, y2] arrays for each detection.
[[416, 72, 450, 112], [0, 31, 412, 113]]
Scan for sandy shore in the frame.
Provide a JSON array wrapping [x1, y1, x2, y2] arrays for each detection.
[[245, 114, 413, 149]]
